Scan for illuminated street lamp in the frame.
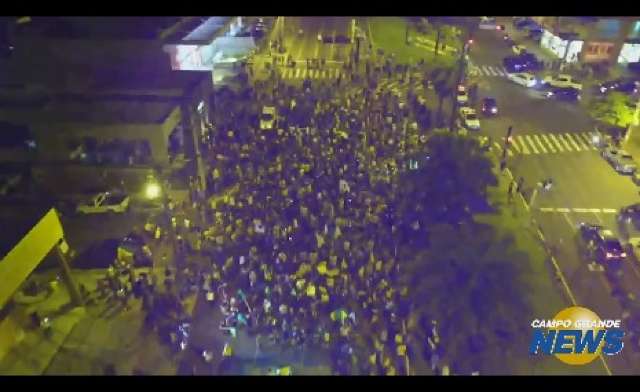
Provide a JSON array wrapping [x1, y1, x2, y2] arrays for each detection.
[[145, 181, 162, 200]]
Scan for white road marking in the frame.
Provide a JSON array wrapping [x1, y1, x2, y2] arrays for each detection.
[[510, 141, 521, 154], [540, 207, 555, 212], [602, 208, 617, 213], [577, 133, 592, 149], [557, 134, 573, 151], [524, 135, 539, 154], [593, 212, 604, 224], [482, 65, 492, 76], [573, 208, 589, 213], [557, 208, 571, 213], [295, 68, 302, 78], [563, 133, 582, 151], [541, 134, 556, 153], [588, 208, 601, 213], [562, 212, 575, 229], [516, 137, 531, 154], [549, 134, 565, 152], [533, 134, 547, 153]]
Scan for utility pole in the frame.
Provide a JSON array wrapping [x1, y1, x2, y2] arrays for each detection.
[[405, 20, 410, 45]]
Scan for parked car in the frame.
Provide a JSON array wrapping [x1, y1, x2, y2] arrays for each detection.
[[543, 74, 583, 90], [619, 203, 640, 229], [481, 97, 498, 116], [334, 35, 351, 44], [507, 72, 537, 88], [76, 192, 130, 214], [544, 87, 581, 102], [260, 106, 277, 130], [456, 89, 469, 105], [517, 52, 544, 71], [459, 107, 481, 130], [479, 17, 497, 30], [579, 223, 626, 264], [514, 18, 538, 30], [602, 147, 637, 174]]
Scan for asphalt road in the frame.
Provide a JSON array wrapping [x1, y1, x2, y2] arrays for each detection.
[[277, 17, 353, 63], [470, 19, 640, 374]]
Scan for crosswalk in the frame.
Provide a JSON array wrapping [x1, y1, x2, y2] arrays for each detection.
[[494, 132, 599, 156], [279, 67, 343, 80], [468, 64, 509, 77]]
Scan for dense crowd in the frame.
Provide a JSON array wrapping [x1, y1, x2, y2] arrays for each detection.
[[186, 55, 439, 375]]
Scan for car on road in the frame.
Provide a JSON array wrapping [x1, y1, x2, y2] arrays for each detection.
[[322, 35, 334, 44], [260, 106, 277, 130], [459, 107, 480, 130], [514, 18, 538, 30], [479, 17, 497, 30], [512, 45, 527, 55], [334, 35, 351, 44], [543, 74, 583, 90], [456, 89, 469, 105], [597, 78, 639, 95], [507, 72, 537, 88], [619, 203, 640, 229], [602, 147, 637, 174], [544, 87, 581, 102], [76, 192, 130, 214], [579, 223, 627, 264], [503, 54, 543, 73], [481, 97, 498, 116]]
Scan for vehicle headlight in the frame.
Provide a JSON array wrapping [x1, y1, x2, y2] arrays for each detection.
[[606, 252, 613, 258], [621, 252, 627, 258], [491, 107, 497, 113], [601, 87, 607, 93]]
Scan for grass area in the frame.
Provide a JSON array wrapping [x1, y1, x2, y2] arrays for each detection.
[[366, 17, 455, 69], [474, 169, 607, 375]]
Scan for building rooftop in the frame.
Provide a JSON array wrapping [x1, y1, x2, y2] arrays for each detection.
[[89, 69, 208, 97]]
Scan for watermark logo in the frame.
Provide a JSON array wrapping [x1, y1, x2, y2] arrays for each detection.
[[529, 306, 624, 365]]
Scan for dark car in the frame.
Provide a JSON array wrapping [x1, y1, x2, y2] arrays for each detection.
[[517, 52, 544, 71], [579, 223, 626, 264], [619, 203, 640, 229], [545, 87, 581, 102], [481, 97, 498, 116], [515, 19, 538, 30], [598, 78, 639, 95], [528, 28, 544, 40], [503, 56, 526, 73], [334, 35, 351, 44], [322, 35, 334, 44]]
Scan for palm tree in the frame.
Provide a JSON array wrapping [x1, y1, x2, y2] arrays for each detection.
[[400, 223, 533, 374]]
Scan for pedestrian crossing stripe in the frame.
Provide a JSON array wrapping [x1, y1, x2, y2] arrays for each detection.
[[527, 135, 540, 154], [471, 64, 507, 77], [498, 132, 600, 156], [540, 134, 555, 153], [280, 68, 342, 80]]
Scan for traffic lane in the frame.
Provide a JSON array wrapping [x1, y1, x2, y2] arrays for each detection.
[[535, 210, 640, 374], [288, 17, 351, 62], [511, 152, 639, 211], [478, 79, 593, 136], [472, 28, 514, 66]]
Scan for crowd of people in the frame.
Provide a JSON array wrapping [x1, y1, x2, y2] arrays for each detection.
[[162, 51, 447, 375]]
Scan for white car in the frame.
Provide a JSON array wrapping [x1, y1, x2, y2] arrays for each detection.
[[459, 107, 481, 130], [512, 45, 527, 55], [543, 74, 583, 90], [456, 90, 469, 105], [260, 106, 277, 130], [507, 72, 537, 88], [76, 192, 130, 214]]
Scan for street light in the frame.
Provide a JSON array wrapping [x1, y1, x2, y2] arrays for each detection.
[[145, 181, 162, 200]]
